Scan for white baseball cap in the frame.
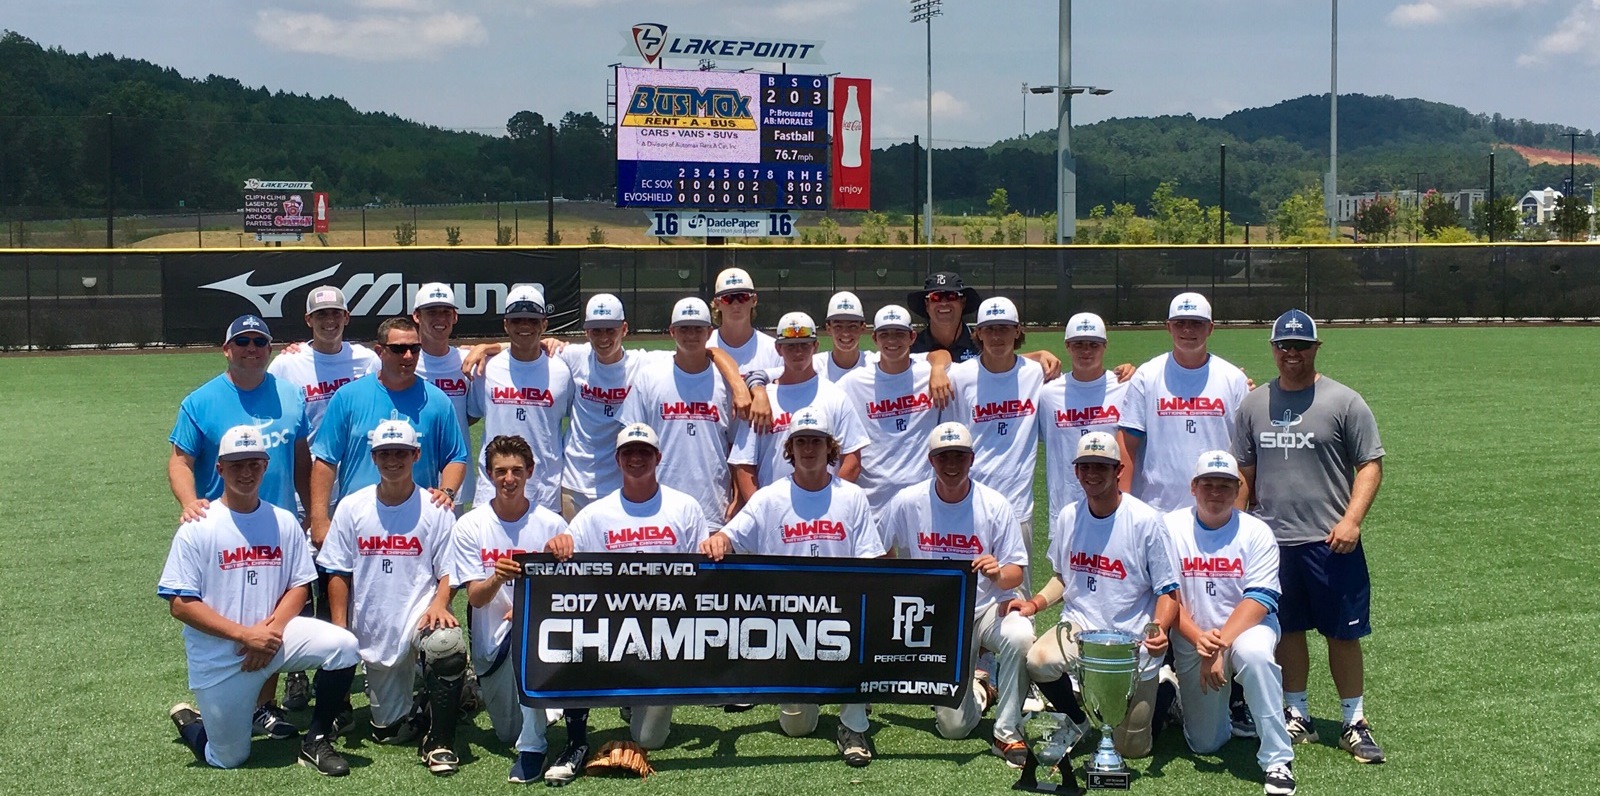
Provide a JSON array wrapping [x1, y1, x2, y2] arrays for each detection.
[[1193, 449, 1241, 481], [775, 311, 818, 343], [1065, 312, 1108, 342], [1168, 292, 1213, 322], [584, 294, 626, 329], [873, 304, 914, 332], [218, 424, 269, 461], [413, 282, 457, 311], [825, 291, 866, 322], [671, 297, 713, 327], [305, 285, 347, 314], [714, 267, 756, 297], [1073, 431, 1122, 465], [504, 284, 547, 318], [786, 406, 834, 439], [615, 422, 661, 451], [928, 421, 975, 455], [975, 297, 1020, 328], [368, 419, 421, 451]]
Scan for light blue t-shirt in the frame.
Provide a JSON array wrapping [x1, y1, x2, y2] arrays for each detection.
[[169, 373, 310, 511], [311, 373, 469, 501]]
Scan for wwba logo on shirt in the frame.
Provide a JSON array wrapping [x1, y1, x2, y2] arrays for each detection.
[[1068, 551, 1127, 580], [1182, 556, 1243, 578], [218, 545, 283, 570], [605, 526, 679, 549], [358, 535, 423, 556]]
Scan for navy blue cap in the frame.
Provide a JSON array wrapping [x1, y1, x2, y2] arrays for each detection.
[[225, 314, 272, 343], [1271, 309, 1317, 343]]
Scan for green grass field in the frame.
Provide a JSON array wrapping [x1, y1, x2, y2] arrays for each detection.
[[3, 326, 1595, 795]]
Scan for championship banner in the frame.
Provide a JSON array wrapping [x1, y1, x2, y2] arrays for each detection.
[[511, 554, 977, 708], [831, 77, 871, 210], [160, 249, 581, 344]]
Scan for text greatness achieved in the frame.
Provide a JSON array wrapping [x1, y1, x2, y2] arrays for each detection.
[[512, 554, 976, 708]]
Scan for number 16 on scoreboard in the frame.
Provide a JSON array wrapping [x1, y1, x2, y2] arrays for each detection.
[[645, 212, 797, 238]]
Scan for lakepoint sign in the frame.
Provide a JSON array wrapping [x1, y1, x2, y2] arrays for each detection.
[[621, 23, 825, 67]]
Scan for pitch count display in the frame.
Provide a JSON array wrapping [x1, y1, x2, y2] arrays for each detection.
[[616, 66, 829, 211]]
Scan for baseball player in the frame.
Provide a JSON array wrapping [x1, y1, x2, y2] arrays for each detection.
[[161, 425, 361, 776], [1016, 431, 1180, 761], [700, 407, 885, 767], [309, 316, 469, 549], [412, 282, 479, 511], [618, 298, 738, 526], [1118, 292, 1250, 512], [879, 422, 1035, 768], [448, 435, 576, 784], [1234, 309, 1387, 765], [1165, 451, 1296, 796], [266, 285, 380, 440], [1039, 312, 1133, 518], [317, 419, 466, 776], [564, 423, 708, 769], [708, 267, 782, 380], [729, 311, 870, 501], [467, 284, 573, 514], [835, 305, 954, 516], [814, 291, 876, 382]]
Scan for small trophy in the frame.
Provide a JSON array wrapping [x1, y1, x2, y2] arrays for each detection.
[[1013, 711, 1088, 794], [1072, 629, 1142, 790]]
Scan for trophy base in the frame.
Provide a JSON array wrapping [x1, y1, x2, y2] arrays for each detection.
[[1013, 747, 1083, 795], [1084, 769, 1132, 790]]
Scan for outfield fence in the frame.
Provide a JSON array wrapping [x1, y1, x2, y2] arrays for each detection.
[[2, 244, 1598, 350]]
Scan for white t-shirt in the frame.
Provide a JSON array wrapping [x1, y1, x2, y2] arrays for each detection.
[[316, 485, 456, 668], [569, 485, 708, 554], [267, 342, 380, 439], [813, 350, 878, 384], [711, 328, 782, 381], [157, 501, 317, 690], [448, 503, 571, 669], [1163, 508, 1281, 633], [416, 345, 476, 507], [721, 476, 885, 558], [556, 344, 660, 500], [1118, 353, 1251, 512], [468, 351, 574, 513], [880, 479, 1028, 609], [1039, 371, 1131, 518], [1046, 494, 1179, 678], [835, 360, 950, 514], [948, 356, 1046, 522], [729, 373, 870, 487], [618, 358, 734, 528]]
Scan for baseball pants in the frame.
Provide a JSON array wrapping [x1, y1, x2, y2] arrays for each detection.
[[363, 626, 467, 729], [629, 705, 675, 749], [779, 702, 870, 736], [190, 616, 360, 768], [1172, 625, 1292, 770], [1026, 622, 1160, 759], [1016, 518, 1035, 599], [937, 607, 1035, 742], [480, 657, 548, 753]]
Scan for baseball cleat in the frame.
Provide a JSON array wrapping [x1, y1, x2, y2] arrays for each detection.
[[543, 742, 588, 786], [1264, 762, 1297, 795], [170, 702, 202, 731], [835, 725, 873, 768], [283, 671, 312, 710], [1339, 719, 1385, 764], [1231, 699, 1257, 738], [170, 703, 206, 761], [420, 744, 460, 777], [1284, 709, 1318, 745], [991, 739, 1029, 770], [252, 702, 298, 740], [298, 733, 350, 777], [371, 715, 424, 746], [508, 750, 546, 784]]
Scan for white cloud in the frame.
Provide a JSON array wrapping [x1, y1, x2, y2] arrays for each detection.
[[1518, 0, 1600, 64], [1388, 0, 1541, 27], [253, 6, 486, 61]]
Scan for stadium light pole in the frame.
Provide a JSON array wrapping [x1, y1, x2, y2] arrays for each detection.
[[1021, 82, 1029, 139], [1326, 0, 1339, 240], [1487, 149, 1497, 243], [910, 0, 941, 247], [1563, 131, 1589, 195]]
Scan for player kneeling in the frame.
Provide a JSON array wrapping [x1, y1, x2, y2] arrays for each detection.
[[317, 420, 466, 775], [1166, 452, 1296, 795], [880, 422, 1036, 767], [701, 407, 885, 767], [161, 425, 361, 776]]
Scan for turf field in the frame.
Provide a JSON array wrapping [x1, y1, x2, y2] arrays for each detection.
[[2, 325, 1593, 795]]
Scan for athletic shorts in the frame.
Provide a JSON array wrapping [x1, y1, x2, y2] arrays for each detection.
[[1277, 540, 1370, 640]]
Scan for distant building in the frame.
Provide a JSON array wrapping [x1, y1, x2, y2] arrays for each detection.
[[1333, 188, 1487, 223], [1519, 188, 1562, 225]]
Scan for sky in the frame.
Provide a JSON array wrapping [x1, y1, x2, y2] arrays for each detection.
[[5, 0, 1599, 147]]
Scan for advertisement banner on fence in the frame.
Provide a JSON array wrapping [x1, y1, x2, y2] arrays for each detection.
[[831, 77, 871, 210], [160, 249, 581, 345], [511, 553, 976, 708]]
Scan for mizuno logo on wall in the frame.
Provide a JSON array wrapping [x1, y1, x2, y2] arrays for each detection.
[[199, 264, 512, 318]]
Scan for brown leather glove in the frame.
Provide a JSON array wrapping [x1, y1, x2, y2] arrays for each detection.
[[583, 740, 655, 778]]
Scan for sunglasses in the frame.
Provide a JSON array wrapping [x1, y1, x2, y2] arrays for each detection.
[[778, 325, 816, 340], [382, 343, 423, 356], [1273, 340, 1316, 352], [927, 290, 965, 303], [229, 335, 270, 349], [718, 292, 755, 304]]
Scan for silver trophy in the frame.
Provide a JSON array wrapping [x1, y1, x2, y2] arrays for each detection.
[[1014, 708, 1090, 793], [1071, 629, 1142, 790]]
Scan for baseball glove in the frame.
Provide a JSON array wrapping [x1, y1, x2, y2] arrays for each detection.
[[583, 740, 655, 778]]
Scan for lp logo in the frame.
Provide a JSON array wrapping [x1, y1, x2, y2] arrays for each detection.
[[891, 596, 934, 648]]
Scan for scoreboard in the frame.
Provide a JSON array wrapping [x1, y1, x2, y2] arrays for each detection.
[[616, 67, 829, 211]]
